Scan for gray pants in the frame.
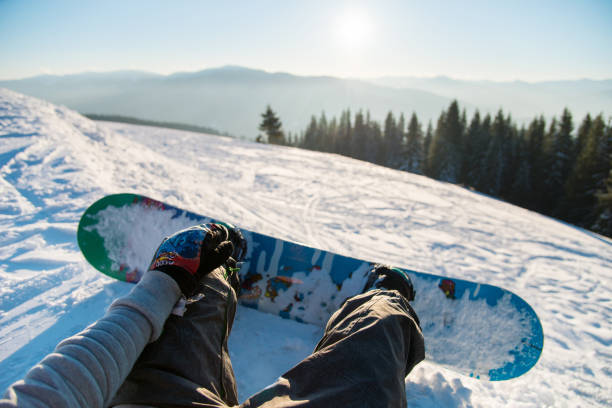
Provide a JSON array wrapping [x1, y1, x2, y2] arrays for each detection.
[[112, 268, 425, 407]]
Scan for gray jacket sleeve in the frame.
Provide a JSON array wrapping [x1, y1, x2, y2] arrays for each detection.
[[0, 270, 182, 408]]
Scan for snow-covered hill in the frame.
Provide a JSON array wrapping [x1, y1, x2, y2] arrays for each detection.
[[1, 88, 610, 407]]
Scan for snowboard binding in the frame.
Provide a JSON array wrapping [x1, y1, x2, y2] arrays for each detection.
[[363, 264, 416, 302]]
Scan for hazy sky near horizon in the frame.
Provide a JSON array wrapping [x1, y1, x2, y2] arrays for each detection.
[[1, 0, 611, 81]]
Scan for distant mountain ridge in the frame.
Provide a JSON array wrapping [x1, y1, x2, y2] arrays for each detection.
[[0, 67, 457, 139], [368, 76, 612, 125], [1, 66, 610, 139]]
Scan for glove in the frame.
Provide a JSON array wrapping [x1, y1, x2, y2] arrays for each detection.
[[149, 223, 234, 296]]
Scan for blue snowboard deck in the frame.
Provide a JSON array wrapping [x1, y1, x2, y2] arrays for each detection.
[[78, 193, 543, 381]]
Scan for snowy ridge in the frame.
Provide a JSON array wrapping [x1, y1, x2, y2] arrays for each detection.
[[0, 88, 611, 406]]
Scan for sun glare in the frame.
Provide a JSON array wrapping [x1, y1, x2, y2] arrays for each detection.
[[333, 9, 373, 51]]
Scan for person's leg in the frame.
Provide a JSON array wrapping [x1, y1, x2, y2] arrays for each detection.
[[111, 267, 239, 408], [242, 285, 425, 408]]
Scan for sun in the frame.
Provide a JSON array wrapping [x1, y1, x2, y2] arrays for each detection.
[[333, 9, 373, 51]]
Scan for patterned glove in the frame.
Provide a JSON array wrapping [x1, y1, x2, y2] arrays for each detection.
[[149, 223, 234, 296]]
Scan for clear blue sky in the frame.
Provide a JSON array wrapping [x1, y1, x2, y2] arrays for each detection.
[[1, 0, 611, 81]]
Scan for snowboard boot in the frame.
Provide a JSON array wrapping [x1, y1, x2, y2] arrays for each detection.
[[219, 222, 247, 263], [218, 222, 247, 295], [363, 264, 416, 302]]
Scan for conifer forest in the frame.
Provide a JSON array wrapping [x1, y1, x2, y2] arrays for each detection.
[[267, 102, 612, 238]]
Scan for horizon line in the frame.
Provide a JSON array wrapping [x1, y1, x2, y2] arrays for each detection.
[[1, 65, 611, 84]]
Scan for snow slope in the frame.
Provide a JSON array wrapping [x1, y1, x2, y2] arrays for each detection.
[[0, 88, 610, 407]]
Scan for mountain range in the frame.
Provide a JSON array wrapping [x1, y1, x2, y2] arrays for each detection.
[[1, 66, 610, 139]]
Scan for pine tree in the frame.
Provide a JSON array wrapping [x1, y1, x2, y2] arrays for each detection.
[[591, 117, 612, 192], [384, 111, 402, 168], [367, 119, 384, 165], [259, 105, 285, 145], [316, 112, 329, 152], [302, 116, 318, 150], [592, 167, 612, 237], [396, 113, 406, 167], [561, 115, 609, 225], [472, 113, 492, 192], [327, 117, 338, 154], [460, 112, 476, 185], [423, 121, 433, 174], [510, 127, 533, 206], [556, 113, 593, 218], [502, 115, 521, 199], [573, 114, 592, 164], [336, 110, 352, 155], [541, 109, 574, 215], [352, 110, 367, 160], [427, 101, 463, 182], [540, 118, 561, 213], [398, 113, 406, 146], [404, 112, 424, 173], [558, 108, 575, 182], [480, 110, 508, 196], [445, 101, 464, 182], [427, 111, 447, 179], [463, 111, 484, 186], [521, 116, 546, 210]]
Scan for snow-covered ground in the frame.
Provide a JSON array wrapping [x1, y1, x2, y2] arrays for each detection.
[[0, 88, 610, 407]]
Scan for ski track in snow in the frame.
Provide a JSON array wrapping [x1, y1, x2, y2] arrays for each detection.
[[0, 88, 611, 407]]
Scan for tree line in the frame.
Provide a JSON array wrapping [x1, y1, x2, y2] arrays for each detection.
[[258, 102, 612, 238], [85, 114, 230, 137]]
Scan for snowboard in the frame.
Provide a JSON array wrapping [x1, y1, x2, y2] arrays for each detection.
[[77, 193, 543, 381]]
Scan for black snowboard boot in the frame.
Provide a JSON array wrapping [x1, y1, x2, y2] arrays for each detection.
[[218, 222, 247, 294], [363, 264, 416, 302], [222, 222, 247, 263]]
